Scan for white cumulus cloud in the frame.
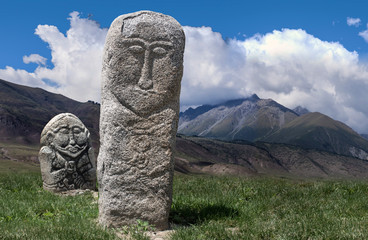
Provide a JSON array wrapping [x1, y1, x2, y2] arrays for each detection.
[[23, 54, 47, 66], [0, 11, 107, 102], [1, 13, 368, 134], [182, 27, 368, 133], [347, 17, 361, 27], [359, 24, 368, 43]]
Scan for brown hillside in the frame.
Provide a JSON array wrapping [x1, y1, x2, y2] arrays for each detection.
[[0, 79, 100, 148]]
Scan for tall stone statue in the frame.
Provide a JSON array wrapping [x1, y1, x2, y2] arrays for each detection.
[[39, 113, 96, 192], [97, 11, 185, 230]]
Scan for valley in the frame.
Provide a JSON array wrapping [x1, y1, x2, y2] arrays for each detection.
[[1, 78, 368, 179]]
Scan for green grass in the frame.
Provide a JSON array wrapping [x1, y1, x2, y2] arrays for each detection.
[[0, 173, 117, 240], [0, 141, 40, 174], [7, 145, 39, 159], [1, 171, 368, 239], [0, 142, 40, 159], [170, 175, 368, 239], [0, 159, 40, 174]]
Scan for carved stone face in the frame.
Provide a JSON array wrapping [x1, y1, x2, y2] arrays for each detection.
[[105, 12, 185, 117], [52, 118, 88, 158], [43, 114, 89, 158]]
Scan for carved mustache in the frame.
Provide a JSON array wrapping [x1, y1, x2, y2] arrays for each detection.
[[65, 145, 84, 153]]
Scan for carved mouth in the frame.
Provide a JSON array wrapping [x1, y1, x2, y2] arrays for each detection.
[[66, 146, 83, 153], [132, 87, 159, 95], [55, 144, 87, 157]]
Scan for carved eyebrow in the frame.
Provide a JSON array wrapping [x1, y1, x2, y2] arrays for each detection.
[[121, 39, 173, 48], [52, 125, 68, 133], [149, 41, 173, 48], [72, 125, 85, 131], [122, 38, 147, 46]]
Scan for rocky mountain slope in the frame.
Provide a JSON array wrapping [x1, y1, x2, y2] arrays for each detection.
[[178, 95, 368, 160], [262, 112, 368, 159], [178, 94, 298, 141], [362, 134, 368, 140], [292, 106, 309, 116], [175, 135, 368, 179]]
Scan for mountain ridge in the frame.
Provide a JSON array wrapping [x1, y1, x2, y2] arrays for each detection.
[[178, 95, 368, 160], [179, 94, 262, 121], [178, 94, 299, 142], [262, 112, 368, 159]]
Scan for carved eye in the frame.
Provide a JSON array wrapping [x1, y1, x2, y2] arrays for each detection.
[[128, 45, 144, 54], [152, 47, 167, 56], [73, 127, 82, 135], [59, 127, 69, 134]]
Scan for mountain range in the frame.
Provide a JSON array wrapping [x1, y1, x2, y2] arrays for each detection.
[[1, 78, 368, 179], [179, 94, 298, 141], [264, 112, 368, 159], [178, 94, 368, 160]]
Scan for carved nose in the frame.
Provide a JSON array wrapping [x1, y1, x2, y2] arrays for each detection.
[[69, 135, 76, 145], [138, 51, 153, 90], [138, 73, 153, 90]]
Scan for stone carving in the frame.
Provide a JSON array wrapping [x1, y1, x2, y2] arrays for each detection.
[[97, 11, 185, 230], [39, 113, 96, 192]]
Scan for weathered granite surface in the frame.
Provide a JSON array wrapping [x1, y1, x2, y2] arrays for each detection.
[[39, 113, 96, 192], [97, 11, 185, 230]]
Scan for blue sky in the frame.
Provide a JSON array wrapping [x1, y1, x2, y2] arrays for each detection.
[[1, 0, 368, 133], [2, 0, 368, 70]]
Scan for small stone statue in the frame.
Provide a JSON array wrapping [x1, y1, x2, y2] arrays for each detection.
[[98, 11, 185, 230], [39, 113, 96, 192]]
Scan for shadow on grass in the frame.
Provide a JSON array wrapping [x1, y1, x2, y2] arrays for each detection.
[[170, 203, 239, 225]]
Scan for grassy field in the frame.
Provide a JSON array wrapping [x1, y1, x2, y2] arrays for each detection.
[[0, 142, 40, 174], [1, 170, 368, 239], [0, 173, 117, 240], [171, 175, 368, 239]]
